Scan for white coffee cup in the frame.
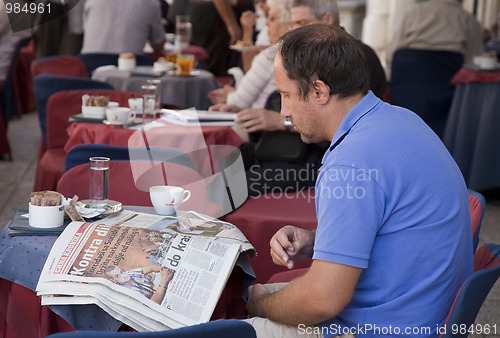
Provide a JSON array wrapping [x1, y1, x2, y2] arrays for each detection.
[[150, 186, 191, 215], [29, 202, 64, 228], [118, 56, 136, 71], [128, 98, 144, 115], [480, 56, 497, 70], [105, 107, 135, 125]]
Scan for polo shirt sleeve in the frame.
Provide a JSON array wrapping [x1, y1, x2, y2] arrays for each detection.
[[313, 164, 386, 269]]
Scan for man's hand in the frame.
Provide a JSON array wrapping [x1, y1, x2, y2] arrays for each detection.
[[235, 108, 285, 133], [246, 283, 270, 317], [270, 226, 315, 269]]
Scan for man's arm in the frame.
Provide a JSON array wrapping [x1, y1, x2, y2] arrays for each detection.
[[246, 259, 362, 326], [213, 0, 242, 45]]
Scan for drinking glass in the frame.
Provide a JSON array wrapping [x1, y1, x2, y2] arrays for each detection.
[[175, 15, 192, 50], [141, 84, 157, 122], [146, 79, 162, 114], [89, 157, 110, 209]]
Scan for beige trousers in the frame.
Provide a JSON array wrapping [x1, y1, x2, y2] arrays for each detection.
[[244, 283, 356, 338]]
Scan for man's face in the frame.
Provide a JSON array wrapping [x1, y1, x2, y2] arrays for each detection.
[[290, 5, 320, 29], [274, 55, 322, 144]]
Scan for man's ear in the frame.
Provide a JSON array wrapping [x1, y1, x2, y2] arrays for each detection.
[[322, 12, 335, 25], [312, 80, 330, 105]]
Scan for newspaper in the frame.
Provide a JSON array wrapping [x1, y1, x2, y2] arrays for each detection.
[[36, 210, 255, 331]]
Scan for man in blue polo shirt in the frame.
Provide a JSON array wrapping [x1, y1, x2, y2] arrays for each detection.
[[245, 24, 472, 337]]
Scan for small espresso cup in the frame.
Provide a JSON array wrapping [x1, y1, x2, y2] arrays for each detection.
[[150, 186, 191, 215], [29, 202, 64, 228], [105, 107, 135, 125]]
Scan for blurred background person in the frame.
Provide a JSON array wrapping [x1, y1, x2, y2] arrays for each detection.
[[208, 0, 292, 109], [386, 0, 484, 77], [33, 0, 85, 58], [81, 0, 165, 55], [0, 1, 31, 81], [188, 0, 253, 77]]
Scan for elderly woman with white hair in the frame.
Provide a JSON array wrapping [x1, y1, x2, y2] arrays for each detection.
[[208, 0, 293, 110]]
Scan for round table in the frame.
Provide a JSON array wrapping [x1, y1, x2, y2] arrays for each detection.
[[92, 68, 220, 110]]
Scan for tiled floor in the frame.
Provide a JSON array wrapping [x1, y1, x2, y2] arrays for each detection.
[[0, 111, 499, 336]]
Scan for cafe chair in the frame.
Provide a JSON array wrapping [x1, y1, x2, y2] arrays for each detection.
[[390, 48, 463, 138], [77, 53, 154, 76], [440, 243, 500, 338], [31, 55, 89, 78], [45, 319, 256, 338], [33, 88, 132, 192], [33, 74, 114, 147], [64, 144, 196, 173], [467, 189, 486, 253]]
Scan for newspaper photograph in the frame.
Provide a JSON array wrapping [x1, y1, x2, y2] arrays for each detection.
[[37, 211, 255, 331]]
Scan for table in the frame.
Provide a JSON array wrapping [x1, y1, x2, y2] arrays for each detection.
[[92, 69, 220, 110], [442, 67, 500, 191], [0, 207, 252, 337], [64, 122, 244, 158]]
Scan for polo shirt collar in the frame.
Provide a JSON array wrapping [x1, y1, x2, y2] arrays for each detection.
[[322, 90, 381, 163]]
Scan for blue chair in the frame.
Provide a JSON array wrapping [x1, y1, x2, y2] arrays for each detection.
[[33, 74, 114, 146], [77, 53, 154, 75], [467, 189, 486, 253], [440, 243, 500, 338], [390, 48, 464, 138], [0, 37, 31, 126], [64, 144, 196, 173], [46, 319, 256, 338]]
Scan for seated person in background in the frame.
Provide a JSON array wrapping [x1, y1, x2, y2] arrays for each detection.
[[81, 0, 166, 55], [244, 23, 473, 337], [385, 0, 484, 76], [207, 0, 292, 108], [209, 0, 387, 197]]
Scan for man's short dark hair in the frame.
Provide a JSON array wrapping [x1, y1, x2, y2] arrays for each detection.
[[278, 24, 369, 100]]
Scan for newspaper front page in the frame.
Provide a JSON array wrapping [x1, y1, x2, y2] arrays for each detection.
[[36, 210, 254, 331]]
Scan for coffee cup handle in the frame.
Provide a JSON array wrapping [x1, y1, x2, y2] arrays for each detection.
[[181, 190, 191, 203]]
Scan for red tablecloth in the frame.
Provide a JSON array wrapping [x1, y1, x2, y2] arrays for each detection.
[[64, 122, 244, 154], [451, 67, 500, 84]]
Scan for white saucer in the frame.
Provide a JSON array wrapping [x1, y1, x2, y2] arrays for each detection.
[[103, 119, 135, 126]]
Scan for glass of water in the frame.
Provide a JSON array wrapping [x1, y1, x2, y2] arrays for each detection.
[[141, 84, 157, 123], [146, 79, 162, 114], [89, 157, 110, 209]]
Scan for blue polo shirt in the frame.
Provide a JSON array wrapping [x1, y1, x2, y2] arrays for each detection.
[[314, 91, 472, 337]]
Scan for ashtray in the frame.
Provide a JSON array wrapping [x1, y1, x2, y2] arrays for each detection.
[[78, 200, 123, 218]]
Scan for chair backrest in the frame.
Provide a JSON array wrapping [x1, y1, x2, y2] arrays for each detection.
[[33, 74, 114, 145], [45, 90, 135, 150], [0, 37, 31, 124], [77, 53, 154, 75], [390, 48, 464, 138], [57, 160, 206, 211], [46, 319, 256, 338], [64, 144, 196, 173], [440, 243, 500, 338], [467, 189, 486, 253], [31, 55, 89, 78]]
